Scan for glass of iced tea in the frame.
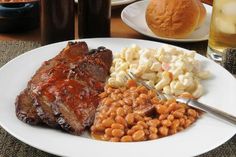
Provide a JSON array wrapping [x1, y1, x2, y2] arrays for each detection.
[[207, 0, 236, 63]]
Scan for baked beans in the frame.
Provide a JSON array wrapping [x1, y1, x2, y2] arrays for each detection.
[[91, 80, 201, 142]]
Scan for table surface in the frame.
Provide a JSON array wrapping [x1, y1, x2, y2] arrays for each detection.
[[2, 1, 235, 157]]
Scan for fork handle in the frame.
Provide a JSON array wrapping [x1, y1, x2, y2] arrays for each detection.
[[187, 99, 236, 125]]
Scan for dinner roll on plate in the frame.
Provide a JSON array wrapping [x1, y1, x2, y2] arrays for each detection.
[[146, 0, 206, 39], [196, 0, 207, 28]]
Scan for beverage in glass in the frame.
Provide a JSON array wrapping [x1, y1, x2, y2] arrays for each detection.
[[207, 0, 236, 63], [41, 0, 75, 45], [78, 0, 111, 38]]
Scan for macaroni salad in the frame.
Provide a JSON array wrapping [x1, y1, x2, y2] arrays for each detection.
[[108, 45, 211, 98]]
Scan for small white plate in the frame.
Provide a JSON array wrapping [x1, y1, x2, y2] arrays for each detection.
[[74, 0, 136, 7], [0, 38, 236, 157], [121, 0, 212, 42], [112, 0, 136, 7]]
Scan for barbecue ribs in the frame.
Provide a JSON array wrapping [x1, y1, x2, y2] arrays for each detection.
[[15, 42, 113, 135]]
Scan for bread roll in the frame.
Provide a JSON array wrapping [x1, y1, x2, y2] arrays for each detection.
[[146, 0, 201, 38], [196, 0, 207, 28]]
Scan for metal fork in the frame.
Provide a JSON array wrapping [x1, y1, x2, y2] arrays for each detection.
[[128, 72, 236, 125]]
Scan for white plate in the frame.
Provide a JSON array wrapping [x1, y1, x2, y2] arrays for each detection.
[[74, 0, 136, 7], [121, 1, 212, 42], [112, 0, 136, 6], [0, 38, 236, 157]]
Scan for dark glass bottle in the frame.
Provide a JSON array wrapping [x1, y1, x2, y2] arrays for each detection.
[[78, 0, 111, 38], [41, 0, 75, 45]]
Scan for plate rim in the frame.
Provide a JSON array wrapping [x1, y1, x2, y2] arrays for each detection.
[[121, 0, 212, 43], [0, 37, 235, 157], [74, 0, 136, 7], [112, 0, 136, 6]]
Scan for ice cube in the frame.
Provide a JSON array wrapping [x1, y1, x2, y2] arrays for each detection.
[[221, 2, 236, 16], [215, 16, 236, 34]]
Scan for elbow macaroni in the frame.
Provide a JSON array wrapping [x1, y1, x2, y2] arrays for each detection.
[[108, 44, 211, 98]]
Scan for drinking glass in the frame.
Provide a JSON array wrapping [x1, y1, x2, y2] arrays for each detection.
[[41, 0, 75, 45], [78, 0, 111, 38], [207, 0, 236, 63]]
